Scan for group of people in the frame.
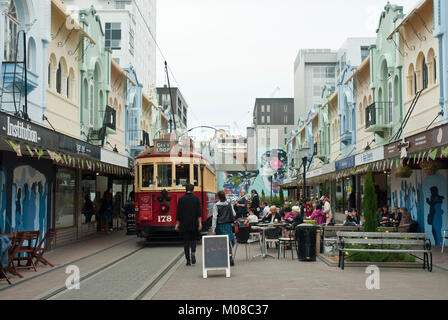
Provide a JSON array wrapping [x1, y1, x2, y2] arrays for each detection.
[[82, 191, 132, 234], [175, 186, 336, 267], [377, 206, 415, 231]]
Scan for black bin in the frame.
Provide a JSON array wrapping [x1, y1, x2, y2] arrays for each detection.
[[295, 224, 318, 261]]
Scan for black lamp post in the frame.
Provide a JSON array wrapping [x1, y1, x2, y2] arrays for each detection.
[[299, 147, 310, 216]]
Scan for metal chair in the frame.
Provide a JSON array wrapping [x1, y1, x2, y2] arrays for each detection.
[[278, 226, 297, 259], [442, 230, 448, 253], [265, 227, 281, 251], [234, 226, 254, 260]]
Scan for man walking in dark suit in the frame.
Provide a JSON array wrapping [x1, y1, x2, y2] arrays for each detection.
[[175, 184, 202, 266]]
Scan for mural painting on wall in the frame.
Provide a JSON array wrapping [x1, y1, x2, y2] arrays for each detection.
[[11, 166, 49, 234], [248, 148, 288, 196], [220, 171, 259, 195], [0, 166, 5, 232], [392, 170, 448, 246]]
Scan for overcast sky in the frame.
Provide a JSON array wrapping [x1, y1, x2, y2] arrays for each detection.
[[156, 0, 419, 136]]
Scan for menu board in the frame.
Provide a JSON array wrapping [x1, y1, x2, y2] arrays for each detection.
[[202, 235, 230, 278]]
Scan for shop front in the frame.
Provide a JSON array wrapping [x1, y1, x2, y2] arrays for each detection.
[[385, 123, 448, 245], [0, 111, 133, 245]]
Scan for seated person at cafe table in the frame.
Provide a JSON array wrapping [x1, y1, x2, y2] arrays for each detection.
[[244, 209, 259, 225], [309, 204, 326, 226], [379, 206, 393, 226], [279, 202, 292, 218], [260, 202, 270, 219], [262, 206, 282, 223], [282, 206, 300, 223], [344, 208, 360, 226], [390, 206, 401, 226]]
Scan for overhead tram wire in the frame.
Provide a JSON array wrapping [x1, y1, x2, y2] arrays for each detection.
[[134, 1, 201, 126]]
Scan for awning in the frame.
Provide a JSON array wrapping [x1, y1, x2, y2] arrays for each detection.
[[51, 0, 96, 45], [387, 0, 427, 40]]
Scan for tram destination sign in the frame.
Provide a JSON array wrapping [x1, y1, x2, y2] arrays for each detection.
[[156, 141, 171, 154]]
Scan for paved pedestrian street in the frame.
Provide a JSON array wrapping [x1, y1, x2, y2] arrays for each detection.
[[152, 244, 448, 301]]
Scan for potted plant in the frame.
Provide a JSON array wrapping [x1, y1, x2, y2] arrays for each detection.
[[395, 166, 412, 178], [420, 160, 442, 176]]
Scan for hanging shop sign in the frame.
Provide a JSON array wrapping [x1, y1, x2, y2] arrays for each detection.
[[335, 156, 355, 171], [355, 147, 385, 166]]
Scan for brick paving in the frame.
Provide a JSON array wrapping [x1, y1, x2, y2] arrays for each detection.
[[0, 231, 139, 299], [152, 242, 448, 300]]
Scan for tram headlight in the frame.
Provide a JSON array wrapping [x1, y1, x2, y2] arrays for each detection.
[[160, 203, 170, 214]]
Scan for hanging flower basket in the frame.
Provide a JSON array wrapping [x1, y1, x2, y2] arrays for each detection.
[[395, 166, 412, 178], [420, 160, 442, 176]]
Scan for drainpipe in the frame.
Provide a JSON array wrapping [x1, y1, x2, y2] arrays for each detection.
[[438, 36, 446, 122]]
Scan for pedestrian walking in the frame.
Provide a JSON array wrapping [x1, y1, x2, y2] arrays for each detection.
[[321, 196, 333, 226], [82, 194, 94, 223], [212, 190, 237, 266], [175, 184, 202, 266]]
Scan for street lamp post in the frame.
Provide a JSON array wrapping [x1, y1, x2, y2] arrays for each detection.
[[299, 147, 310, 216]]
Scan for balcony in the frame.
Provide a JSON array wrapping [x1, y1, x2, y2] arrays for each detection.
[[104, 105, 116, 132], [127, 130, 150, 148], [316, 142, 330, 163], [1, 62, 39, 95], [365, 102, 393, 137]]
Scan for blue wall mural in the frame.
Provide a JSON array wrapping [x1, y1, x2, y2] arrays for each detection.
[[217, 171, 259, 195], [391, 169, 448, 246], [11, 166, 49, 233]]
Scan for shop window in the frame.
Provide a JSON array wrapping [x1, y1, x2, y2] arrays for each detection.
[[157, 164, 172, 187], [175, 164, 190, 187], [55, 169, 76, 229], [142, 164, 154, 188]]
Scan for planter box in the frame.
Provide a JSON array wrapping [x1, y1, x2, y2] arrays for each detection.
[[318, 254, 422, 269]]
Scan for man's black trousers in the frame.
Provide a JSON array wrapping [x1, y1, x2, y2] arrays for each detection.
[[182, 231, 198, 260]]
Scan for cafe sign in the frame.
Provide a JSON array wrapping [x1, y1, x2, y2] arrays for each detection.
[[335, 156, 355, 171]]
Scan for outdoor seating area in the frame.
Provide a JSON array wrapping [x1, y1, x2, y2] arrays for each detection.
[[0, 229, 56, 285]]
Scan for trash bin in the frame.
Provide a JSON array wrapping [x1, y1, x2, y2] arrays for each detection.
[[295, 224, 318, 261]]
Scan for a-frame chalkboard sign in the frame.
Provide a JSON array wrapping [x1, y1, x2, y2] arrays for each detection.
[[202, 235, 230, 278]]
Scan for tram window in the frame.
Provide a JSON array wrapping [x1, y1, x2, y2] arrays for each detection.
[[175, 164, 190, 187], [193, 165, 199, 186], [142, 164, 154, 188], [157, 164, 172, 187]]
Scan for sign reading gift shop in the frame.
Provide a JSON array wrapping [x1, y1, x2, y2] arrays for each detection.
[[355, 147, 385, 166], [335, 156, 355, 171], [0, 111, 101, 160]]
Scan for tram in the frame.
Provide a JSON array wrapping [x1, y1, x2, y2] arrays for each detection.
[[134, 135, 216, 241]]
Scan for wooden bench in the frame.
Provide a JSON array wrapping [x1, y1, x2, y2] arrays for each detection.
[[336, 232, 432, 271]]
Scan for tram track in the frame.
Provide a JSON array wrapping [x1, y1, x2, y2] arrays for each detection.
[[39, 243, 184, 300]]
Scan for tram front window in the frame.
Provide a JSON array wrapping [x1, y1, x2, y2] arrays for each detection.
[[193, 165, 199, 186], [176, 164, 190, 187], [142, 164, 154, 188], [157, 164, 172, 187]]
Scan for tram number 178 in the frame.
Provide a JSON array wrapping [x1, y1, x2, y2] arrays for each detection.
[[157, 216, 172, 223]]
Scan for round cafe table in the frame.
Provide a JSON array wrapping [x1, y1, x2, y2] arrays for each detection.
[[251, 223, 285, 259]]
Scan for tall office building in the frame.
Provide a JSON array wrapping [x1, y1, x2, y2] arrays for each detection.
[[294, 49, 338, 122], [62, 0, 157, 94]]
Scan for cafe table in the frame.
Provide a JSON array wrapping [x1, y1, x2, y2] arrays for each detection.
[[251, 223, 287, 259]]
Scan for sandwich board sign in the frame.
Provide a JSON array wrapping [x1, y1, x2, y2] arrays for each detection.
[[202, 235, 230, 279]]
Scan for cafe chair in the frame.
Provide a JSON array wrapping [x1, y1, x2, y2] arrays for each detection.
[[265, 227, 281, 251], [33, 228, 56, 268], [234, 226, 254, 261], [442, 230, 448, 253], [1, 233, 26, 284], [278, 226, 297, 260], [14, 231, 40, 272]]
